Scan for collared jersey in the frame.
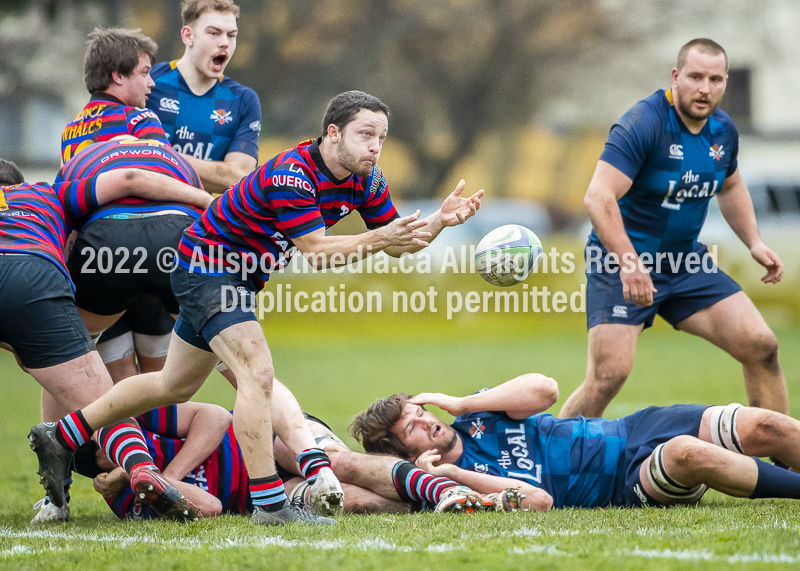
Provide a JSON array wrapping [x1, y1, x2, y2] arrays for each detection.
[[106, 405, 248, 519], [452, 406, 627, 509], [589, 88, 739, 256], [61, 93, 169, 164], [177, 138, 399, 289], [56, 139, 203, 229], [0, 178, 99, 284], [147, 61, 261, 161]]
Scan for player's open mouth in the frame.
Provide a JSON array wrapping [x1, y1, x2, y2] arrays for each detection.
[[212, 55, 227, 67], [433, 425, 440, 438]]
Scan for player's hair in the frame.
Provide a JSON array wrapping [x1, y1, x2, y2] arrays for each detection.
[[349, 393, 412, 458], [321, 91, 390, 138], [181, 0, 240, 26], [84, 28, 158, 94], [73, 440, 109, 479], [0, 159, 24, 186], [677, 38, 728, 73]]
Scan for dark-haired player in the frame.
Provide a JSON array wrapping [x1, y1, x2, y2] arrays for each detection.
[[0, 158, 210, 523], [353, 374, 800, 511], [147, 0, 260, 193], [561, 38, 787, 422], [34, 90, 483, 527]]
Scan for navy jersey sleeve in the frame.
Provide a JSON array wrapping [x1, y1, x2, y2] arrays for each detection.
[[260, 163, 325, 239], [358, 166, 400, 229], [599, 100, 661, 181], [135, 405, 180, 438], [54, 177, 100, 228], [227, 87, 261, 161], [721, 116, 739, 177]]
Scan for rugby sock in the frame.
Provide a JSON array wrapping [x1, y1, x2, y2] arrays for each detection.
[[96, 419, 158, 475], [297, 448, 331, 484], [55, 410, 93, 452], [749, 458, 800, 500], [250, 475, 288, 511], [392, 461, 459, 504]]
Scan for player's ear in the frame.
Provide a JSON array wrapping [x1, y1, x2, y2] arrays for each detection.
[[327, 123, 340, 143], [180, 25, 194, 47], [110, 70, 125, 86]]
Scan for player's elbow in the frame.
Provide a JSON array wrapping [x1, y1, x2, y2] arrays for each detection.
[[196, 495, 223, 517], [522, 487, 553, 512]]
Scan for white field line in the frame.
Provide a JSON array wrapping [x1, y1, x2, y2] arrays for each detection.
[[2, 526, 800, 564]]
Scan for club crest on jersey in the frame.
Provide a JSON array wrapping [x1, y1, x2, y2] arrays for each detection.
[[210, 109, 233, 125], [709, 144, 724, 161], [367, 166, 387, 197], [470, 419, 486, 439]]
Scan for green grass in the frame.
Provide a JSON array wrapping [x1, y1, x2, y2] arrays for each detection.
[[2, 315, 800, 570]]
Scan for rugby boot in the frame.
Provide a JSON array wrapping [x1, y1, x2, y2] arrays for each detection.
[[130, 466, 202, 522], [434, 485, 495, 514], [31, 498, 70, 523], [484, 488, 525, 512], [251, 500, 337, 526], [28, 423, 71, 508], [306, 467, 344, 517]]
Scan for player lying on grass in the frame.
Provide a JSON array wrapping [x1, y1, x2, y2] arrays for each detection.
[[74, 382, 521, 519], [351, 374, 800, 510]]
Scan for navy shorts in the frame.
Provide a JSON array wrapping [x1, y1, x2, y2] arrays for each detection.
[[100, 296, 175, 343], [612, 404, 709, 507], [170, 265, 258, 352], [586, 244, 741, 330], [67, 215, 192, 316], [0, 254, 94, 368]]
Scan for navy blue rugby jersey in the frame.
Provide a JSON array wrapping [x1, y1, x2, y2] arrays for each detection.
[[589, 88, 739, 257], [147, 61, 261, 162]]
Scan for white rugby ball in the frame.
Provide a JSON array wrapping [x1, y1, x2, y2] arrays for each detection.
[[474, 224, 543, 287]]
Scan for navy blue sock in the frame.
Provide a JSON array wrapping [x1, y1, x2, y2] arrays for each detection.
[[749, 458, 800, 500]]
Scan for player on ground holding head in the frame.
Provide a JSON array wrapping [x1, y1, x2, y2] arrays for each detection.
[[560, 39, 787, 425], [147, 0, 260, 193], [353, 374, 800, 511], [0, 158, 211, 523], [31, 90, 483, 527]]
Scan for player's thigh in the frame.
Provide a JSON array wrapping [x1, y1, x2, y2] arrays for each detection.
[[209, 320, 273, 385], [30, 351, 113, 411], [157, 332, 219, 399], [675, 291, 774, 358], [587, 323, 643, 375]]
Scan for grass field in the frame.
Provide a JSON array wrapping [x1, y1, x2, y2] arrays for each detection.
[[1, 314, 800, 570]]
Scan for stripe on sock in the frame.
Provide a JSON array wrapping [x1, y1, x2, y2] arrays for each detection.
[[250, 475, 287, 510], [296, 448, 331, 483], [96, 419, 157, 474], [392, 461, 458, 504]]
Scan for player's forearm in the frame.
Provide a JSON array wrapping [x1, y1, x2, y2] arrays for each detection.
[[163, 405, 232, 481], [166, 478, 222, 517], [585, 189, 639, 259], [717, 181, 762, 250], [296, 230, 391, 269], [96, 169, 211, 209], [438, 464, 553, 511], [181, 155, 248, 194], [460, 374, 559, 420]]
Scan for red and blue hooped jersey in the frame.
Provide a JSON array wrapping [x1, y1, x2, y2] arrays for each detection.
[[177, 138, 399, 289], [147, 61, 261, 162], [590, 88, 739, 258], [0, 178, 98, 284], [106, 405, 249, 520], [56, 139, 204, 229], [61, 93, 169, 164]]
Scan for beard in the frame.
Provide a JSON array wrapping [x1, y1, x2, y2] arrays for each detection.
[[675, 90, 720, 122], [436, 426, 459, 456], [336, 141, 374, 178]]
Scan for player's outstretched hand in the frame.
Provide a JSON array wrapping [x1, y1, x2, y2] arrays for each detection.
[[383, 210, 432, 248], [439, 179, 484, 227], [620, 261, 657, 306], [750, 242, 784, 284], [409, 393, 464, 416]]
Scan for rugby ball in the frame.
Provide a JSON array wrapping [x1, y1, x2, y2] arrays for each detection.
[[474, 224, 543, 287]]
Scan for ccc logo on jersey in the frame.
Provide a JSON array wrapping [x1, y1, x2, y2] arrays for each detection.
[[211, 109, 233, 125], [159, 98, 180, 113]]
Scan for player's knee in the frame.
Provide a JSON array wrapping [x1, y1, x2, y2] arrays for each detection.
[[746, 410, 789, 448], [238, 365, 275, 397], [663, 435, 709, 471], [739, 328, 779, 369], [588, 366, 628, 400]]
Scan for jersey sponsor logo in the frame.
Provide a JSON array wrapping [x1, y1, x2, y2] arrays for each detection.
[[660, 174, 719, 210], [99, 148, 180, 167], [503, 423, 537, 472], [669, 144, 683, 160], [709, 144, 724, 161], [0, 189, 7, 211], [129, 109, 160, 127], [612, 305, 627, 318], [469, 419, 485, 439], [62, 119, 103, 140], [474, 463, 489, 473], [174, 142, 214, 160], [211, 109, 233, 124], [159, 98, 180, 113], [269, 174, 314, 193], [176, 126, 195, 140], [249, 120, 261, 133]]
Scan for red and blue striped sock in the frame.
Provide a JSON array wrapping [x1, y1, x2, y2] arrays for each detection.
[[296, 448, 331, 484], [392, 461, 459, 504], [250, 475, 287, 512], [55, 410, 93, 452], [96, 419, 158, 475]]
